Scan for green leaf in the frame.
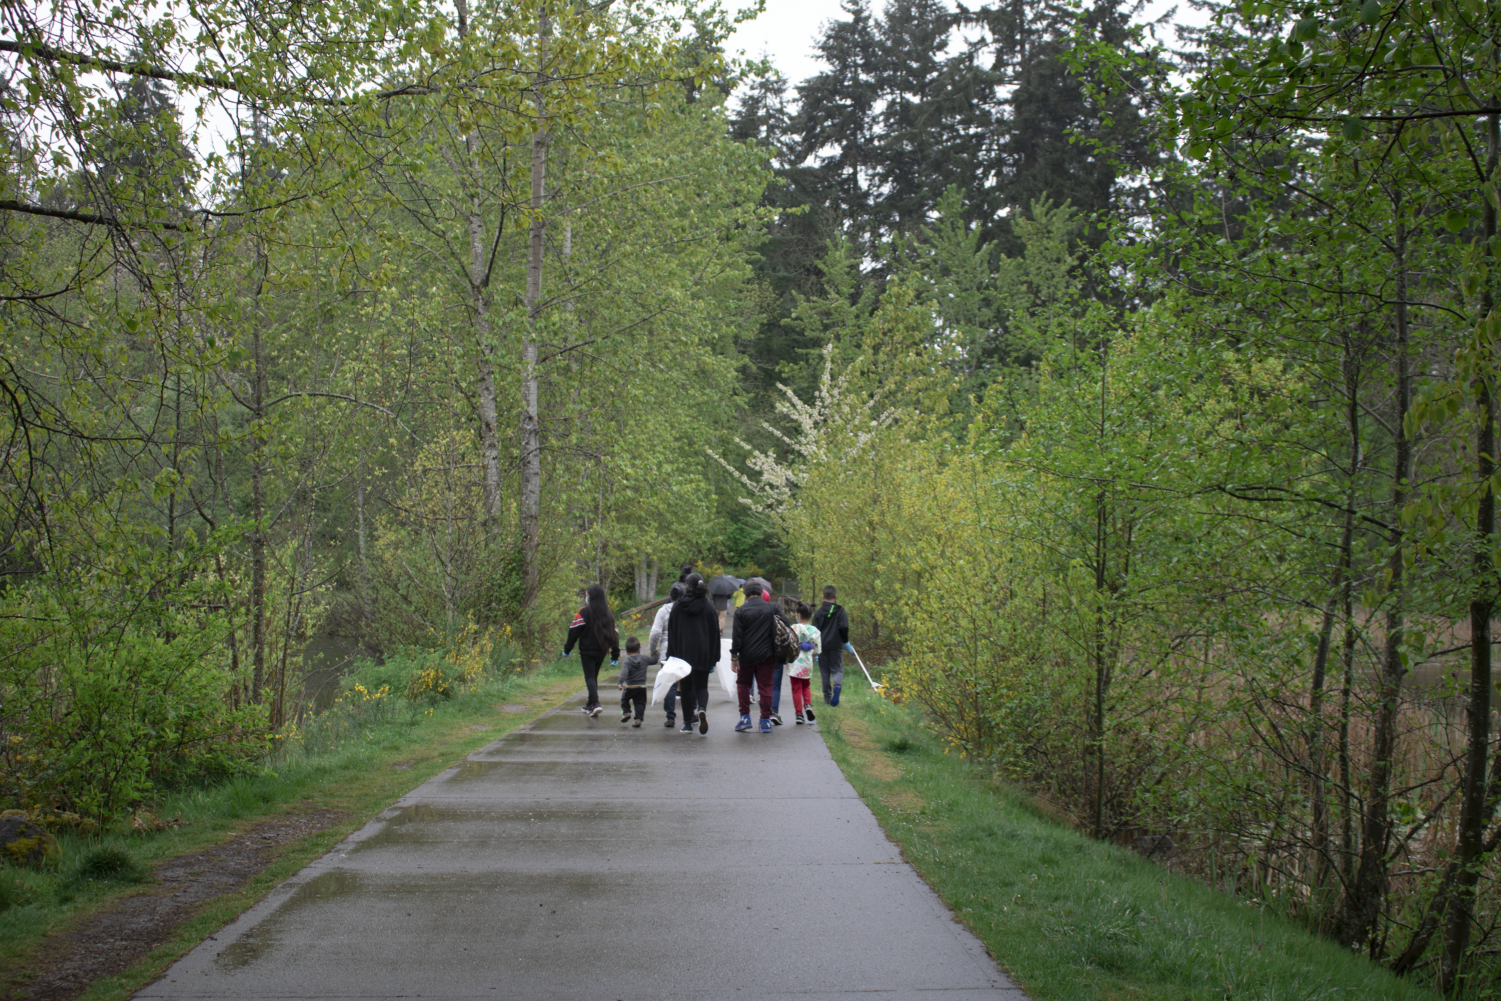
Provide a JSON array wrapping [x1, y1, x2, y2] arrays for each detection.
[[1360, 0, 1382, 23], [1444, 208, 1469, 232], [1342, 117, 1365, 141], [1289, 17, 1319, 42]]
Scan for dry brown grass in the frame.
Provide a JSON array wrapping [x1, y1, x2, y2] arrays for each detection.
[[837, 716, 904, 781]]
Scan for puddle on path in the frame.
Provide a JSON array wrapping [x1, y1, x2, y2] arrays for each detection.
[[216, 870, 363, 971], [351, 805, 648, 853], [215, 869, 623, 972]]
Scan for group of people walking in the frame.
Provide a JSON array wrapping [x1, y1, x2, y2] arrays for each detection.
[[562, 568, 853, 735]]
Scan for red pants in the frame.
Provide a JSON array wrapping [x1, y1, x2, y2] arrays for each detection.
[[790, 676, 811, 714], [736, 658, 776, 719]]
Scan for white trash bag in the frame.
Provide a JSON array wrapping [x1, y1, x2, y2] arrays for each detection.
[[650, 656, 692, 706], [717, 638, 737, 697]]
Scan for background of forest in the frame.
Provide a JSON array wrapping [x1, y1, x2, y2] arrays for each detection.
[[2, 0, 1500, 992]]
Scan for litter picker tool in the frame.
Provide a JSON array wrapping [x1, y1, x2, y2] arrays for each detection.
[[848, 643, 884, 692]]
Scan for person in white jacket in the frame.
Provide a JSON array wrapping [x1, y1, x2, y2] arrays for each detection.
[[649, 582, 685, 727]]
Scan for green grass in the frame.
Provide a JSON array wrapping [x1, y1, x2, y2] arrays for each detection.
[[1, 660, 581, 1001], [820, 682, 1440, 1001]]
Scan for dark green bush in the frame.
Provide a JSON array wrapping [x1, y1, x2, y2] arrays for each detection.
[[68, 846, 148, 885]]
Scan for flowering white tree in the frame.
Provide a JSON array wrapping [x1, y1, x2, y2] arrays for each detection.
[[709, 343, 896, 521]]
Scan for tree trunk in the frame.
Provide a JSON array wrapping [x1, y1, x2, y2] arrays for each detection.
[[1091, 484, 1108, 840], [250, 249, 267, 706], [1337, 541, 1358, 889], [1308, 534, 1343, 890], [1090, 350, 1110, 840], [519, 12, 550, 614], [356, 477, 372, 624], [449, 0, 503, 524], [1313, 321, 1362, 894], [470, 226, 503, 523], [1440, 110, 1500, 995], [1339, 199, 1410, 948]]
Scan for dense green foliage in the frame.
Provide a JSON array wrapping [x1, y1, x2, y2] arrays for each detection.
[[0, 0, 765, 821], [713, 0, 1501, 993], [2, 0, 1499, 992]]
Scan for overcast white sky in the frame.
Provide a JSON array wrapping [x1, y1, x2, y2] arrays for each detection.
[[723, 0, 1194, 88]]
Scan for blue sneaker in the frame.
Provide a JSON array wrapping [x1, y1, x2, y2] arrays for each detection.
[[760, 717, 772, 734], [735, 715, 753, 732], [830, 685, 841, 707]]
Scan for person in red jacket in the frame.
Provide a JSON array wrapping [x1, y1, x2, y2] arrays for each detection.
[[563, 583, 620, 718]]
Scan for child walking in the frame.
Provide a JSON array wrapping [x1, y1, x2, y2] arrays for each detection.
[[789, 602, 821, 724], [617, 636, 650, 727]]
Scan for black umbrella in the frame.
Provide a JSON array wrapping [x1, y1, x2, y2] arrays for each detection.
[[707, 574, 741, 597]]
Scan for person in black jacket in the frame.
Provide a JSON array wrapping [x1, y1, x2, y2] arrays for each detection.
[[812, 584, 851, 706], [563, 583, 620, 718], [730, 577, 791, 733], [666, 572, 720, 734]]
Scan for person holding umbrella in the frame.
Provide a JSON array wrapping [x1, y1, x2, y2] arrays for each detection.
[[707, 573, 741, 615], [563, 583, 620, 718], [666, 572, 719, 734]]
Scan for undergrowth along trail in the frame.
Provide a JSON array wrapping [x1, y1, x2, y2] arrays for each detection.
[[818, 683, 1439, 1001]]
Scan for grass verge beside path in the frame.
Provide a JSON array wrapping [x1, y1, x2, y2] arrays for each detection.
[[819, 683, 1438, 1001], [1, 661, 580, 1001]]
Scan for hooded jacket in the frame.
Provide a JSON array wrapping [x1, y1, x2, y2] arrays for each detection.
[[564, 605, 620, 660], [616, 653, 651, 687], [731, 593, 790, 667], [647, 601, 673, 663], [666, 592, 721, 670], [812, 600, 849, 650]]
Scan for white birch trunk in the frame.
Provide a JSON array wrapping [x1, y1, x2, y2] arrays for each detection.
[[519, 12, 550, 610]]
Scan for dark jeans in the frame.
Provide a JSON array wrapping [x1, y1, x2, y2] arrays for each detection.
[[581, 654, 603, 707], [737, 658, 776, 719], [620, 686, 646, 719], [677, 665, 712, 722], [818, 649, 843, 703], [664, 682, 679, 720], [751, 664, 784, 711]]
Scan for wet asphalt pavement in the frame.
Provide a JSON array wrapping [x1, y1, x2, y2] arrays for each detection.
[[139, 654, 1027, 1000]]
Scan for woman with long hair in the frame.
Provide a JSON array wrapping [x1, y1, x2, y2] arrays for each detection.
[[563, 583, 620, 717], [665, 572, 721, 734]]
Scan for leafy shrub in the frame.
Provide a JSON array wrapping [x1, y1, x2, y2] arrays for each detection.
[[341, 620, 502, 702], [1, 583, 268, 826], [278, 621, 510, 756]]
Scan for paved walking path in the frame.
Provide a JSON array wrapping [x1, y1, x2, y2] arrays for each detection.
[[140, 661, 1026, 1000]]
